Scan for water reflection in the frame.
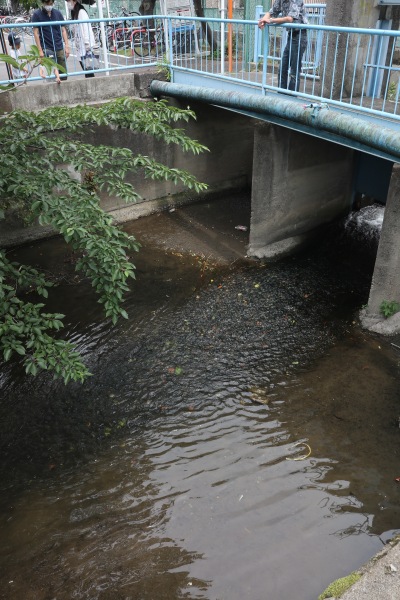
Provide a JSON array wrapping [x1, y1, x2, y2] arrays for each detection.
[[1, 200, 399, 599], [1, 440, 210, 599], [2, 393, 394, 600]]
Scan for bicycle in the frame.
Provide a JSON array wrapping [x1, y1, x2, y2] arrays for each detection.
[[131, 21, 163, 57], [102, 10, 141, 52], [131, 19, 196, 58], [1, 14, 30, 35]]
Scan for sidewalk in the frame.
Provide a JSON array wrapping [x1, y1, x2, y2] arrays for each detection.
[[320, 537, 400, 599]]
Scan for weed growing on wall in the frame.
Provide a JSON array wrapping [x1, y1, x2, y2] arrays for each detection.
[[380, 300, 400, 318]]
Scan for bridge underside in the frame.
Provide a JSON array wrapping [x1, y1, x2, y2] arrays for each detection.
[[152, 79, 400, 329], [220, 105, 400, 163]]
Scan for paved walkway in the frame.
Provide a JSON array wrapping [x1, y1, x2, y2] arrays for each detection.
[[322, 537, 400, 599]]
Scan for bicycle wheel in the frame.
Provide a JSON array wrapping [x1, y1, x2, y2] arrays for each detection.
[[91, 23, 101, 46], [155, 28, 166, 54], [132, 30, 155, 57], [2, 16, 14, 33], [97, 24, 114, 48], [153, 20, 166, 54], [12, 17, 28, 37]]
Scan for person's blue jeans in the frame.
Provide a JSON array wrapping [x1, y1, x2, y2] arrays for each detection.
[[279, 30, 307, 92]]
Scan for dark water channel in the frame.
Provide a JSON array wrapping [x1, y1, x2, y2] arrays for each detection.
[[1, 195, 399, 600]]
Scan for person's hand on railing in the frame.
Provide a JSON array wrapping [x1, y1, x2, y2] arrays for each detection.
[[258, 15, 272, 29]]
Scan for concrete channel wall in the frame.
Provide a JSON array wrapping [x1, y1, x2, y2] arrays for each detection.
[[1, 68, 357, 255], [0, 70, 254, 247]]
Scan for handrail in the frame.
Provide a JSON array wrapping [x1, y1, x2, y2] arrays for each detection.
[[1, 14, 400, 128]]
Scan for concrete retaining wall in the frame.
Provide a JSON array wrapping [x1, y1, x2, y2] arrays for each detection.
[[0, 73, 254, 246], [0, 71, 155, 114]]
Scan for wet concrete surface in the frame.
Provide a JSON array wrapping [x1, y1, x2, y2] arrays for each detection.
[[336, 536, 400, 599], [124, 191, 254, 265]]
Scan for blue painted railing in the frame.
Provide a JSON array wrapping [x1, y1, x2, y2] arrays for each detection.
[[163, 16, 400, 123], [1, 13, 400, 124], [0, 14, 161, 82]]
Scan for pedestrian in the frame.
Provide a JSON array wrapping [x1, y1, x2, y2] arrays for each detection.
[[67, 0, 99, 78], [31, 0, 70, 81], [7, 33, 30, 84], [258, 0, 308, 93]]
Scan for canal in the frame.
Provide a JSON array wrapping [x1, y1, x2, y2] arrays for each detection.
[[0, 193, 399, 599]]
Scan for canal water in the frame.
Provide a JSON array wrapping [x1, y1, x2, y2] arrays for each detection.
[[0, 195, 399, 600]]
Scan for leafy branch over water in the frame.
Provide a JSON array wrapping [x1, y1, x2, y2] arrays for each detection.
[[0, 98, 208, 383]]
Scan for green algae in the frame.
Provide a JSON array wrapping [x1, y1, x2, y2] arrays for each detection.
[[318, 572, 362, 599]]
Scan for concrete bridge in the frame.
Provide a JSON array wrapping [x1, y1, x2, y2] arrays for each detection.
[[2, 0, 400, 330], [147, 0, 400, 328]]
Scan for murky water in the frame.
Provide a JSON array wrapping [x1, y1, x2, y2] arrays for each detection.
[[1, 197, 399, 600]]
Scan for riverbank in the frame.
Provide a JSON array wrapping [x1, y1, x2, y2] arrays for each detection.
[[319, 536, 400, 599]]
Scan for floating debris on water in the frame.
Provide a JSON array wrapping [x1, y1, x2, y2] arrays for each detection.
[[249, 386, 270, 405], [286, 442, 312, 461]]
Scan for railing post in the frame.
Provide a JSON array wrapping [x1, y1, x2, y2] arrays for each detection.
[[220, 0, 226, 74], [167, 17, 174, 81], [367, 19, 391, 98], [254, 5, 264, 64], [96, 0, 110, 76], [261, 19, 269, 94]]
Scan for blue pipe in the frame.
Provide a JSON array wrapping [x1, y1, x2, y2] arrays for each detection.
[[150, 81, 400, 161]]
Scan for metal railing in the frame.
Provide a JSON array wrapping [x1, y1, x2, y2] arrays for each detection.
[[0, 14, 169, 83], [253, 3, 326, 70], [164, 16, 400, 123], [2, 14, 400, 124]]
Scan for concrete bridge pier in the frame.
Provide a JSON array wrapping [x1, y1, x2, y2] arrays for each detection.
[[364, 164, 400, 319], [248, 123, 354, 259]]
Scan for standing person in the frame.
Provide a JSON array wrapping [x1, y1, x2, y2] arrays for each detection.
[[258, 0, 308, 93], [7, 33, 30, 84], [67, 0, 99, 78], [32, 0, 70, 81]]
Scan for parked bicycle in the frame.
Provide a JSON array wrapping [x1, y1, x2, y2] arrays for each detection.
[[92, 7, 141, 51], [1, 13, 33, 37], [130, 20, 163, 57], [131, 19, 196, 58]]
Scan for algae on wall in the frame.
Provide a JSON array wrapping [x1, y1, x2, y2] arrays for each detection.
[[318, 572, 361, 600]]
